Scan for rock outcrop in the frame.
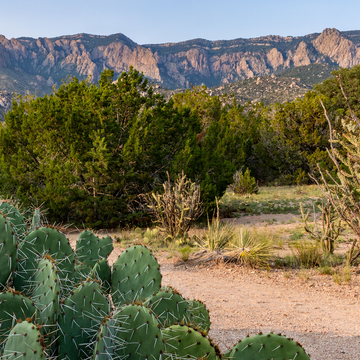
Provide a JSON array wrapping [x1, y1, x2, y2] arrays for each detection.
[[312, 28, 360, 68], [0, 91, 13, 120], [0, 28, 359, 92]]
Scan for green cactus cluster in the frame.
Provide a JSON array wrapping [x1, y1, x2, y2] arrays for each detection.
[[0, 202, 311, 359]]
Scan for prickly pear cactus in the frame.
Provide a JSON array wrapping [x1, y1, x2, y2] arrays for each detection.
[[91, 258, 111, 292], [31, 255, 60, 331], [145, 287, 191, 328], [57, 280, 110, 360], [162, 324, 219, 360], [2, 319, 46, 360], [0, 214, 17, 287], [0, 289, 37, 345], [76, 230, 113, 268], [113, 304, 163, 360], [0, 201, 26, 238], [111, 245, 161, 306], [14, 227, 75, 292], [92, 317, 115, 360], [74, 263, 93, 283], [187, 298, 211, 333], [223, 332, 311, 360]]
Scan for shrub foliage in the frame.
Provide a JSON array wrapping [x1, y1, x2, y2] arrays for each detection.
[[1, 65, 360, 228], [0, 69, 246, 227]]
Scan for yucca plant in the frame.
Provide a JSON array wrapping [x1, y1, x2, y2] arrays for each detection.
[[194, 199, 234, 253], [202, 216, 235, 252], [225, 227, 273, 268]]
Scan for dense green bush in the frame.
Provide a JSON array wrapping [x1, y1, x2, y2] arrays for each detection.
[[315, 64, 360, 116], [2, 65, 359, 228], [229, 167, 258, 195], [0, 68, 164, 227], [251, 66, 360, 185], [169, 87, 254, 212], [0, 70, 247, 227], [251, 91, 339, 183]]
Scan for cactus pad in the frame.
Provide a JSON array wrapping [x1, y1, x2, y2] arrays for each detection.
[[145, 288, 191, 328], [113, 304, 163, 360], [0, 290, 37, 345], [223, 332, 311, 360], [162, 324, 218, 360], [74, 264, 93, 284], [57, 280, 110, 360], [111, 245, 161, 306], [0, 214, 17, 287], [0, 201, 26, 238], [76, 230, 113, 268], [14, 227, 75, 292], [91, 258, 111, 292], [187, 298, 211, 333], [2, 319, 46, 360], [31, 255, 60, 331], [92, 317, 115, 360]]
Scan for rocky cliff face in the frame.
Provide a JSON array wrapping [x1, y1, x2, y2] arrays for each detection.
[[0, 28, 359, 92], [0, 91, 13, 120]]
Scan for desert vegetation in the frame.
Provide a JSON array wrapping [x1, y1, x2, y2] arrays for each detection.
[[2, 65, 360, 227], [1, 64, 360, 270], [0, 203, 314, 359], [1, 64, 360, 359]]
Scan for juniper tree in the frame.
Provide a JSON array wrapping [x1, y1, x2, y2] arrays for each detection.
[[0, 68, 248, 227]]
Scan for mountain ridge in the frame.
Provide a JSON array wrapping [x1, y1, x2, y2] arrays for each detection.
[[0, 27, 359, 91]]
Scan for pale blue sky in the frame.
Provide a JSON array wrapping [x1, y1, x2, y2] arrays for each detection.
[[2, 0, 360, 44]]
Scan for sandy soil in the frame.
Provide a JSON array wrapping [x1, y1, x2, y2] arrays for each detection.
[[159, 257, 360, 360], [223, 213, 301, 227], [67, 214, 360, 360]]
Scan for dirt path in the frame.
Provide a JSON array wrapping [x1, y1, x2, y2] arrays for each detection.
[[159, 258, 360, 360], [223, 212, 301, 227]]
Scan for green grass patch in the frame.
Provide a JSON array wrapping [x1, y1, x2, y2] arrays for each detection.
[[220, 185, 323, 217]]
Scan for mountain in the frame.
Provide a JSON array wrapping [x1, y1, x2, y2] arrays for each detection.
[[0, 27, 359, 115]]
